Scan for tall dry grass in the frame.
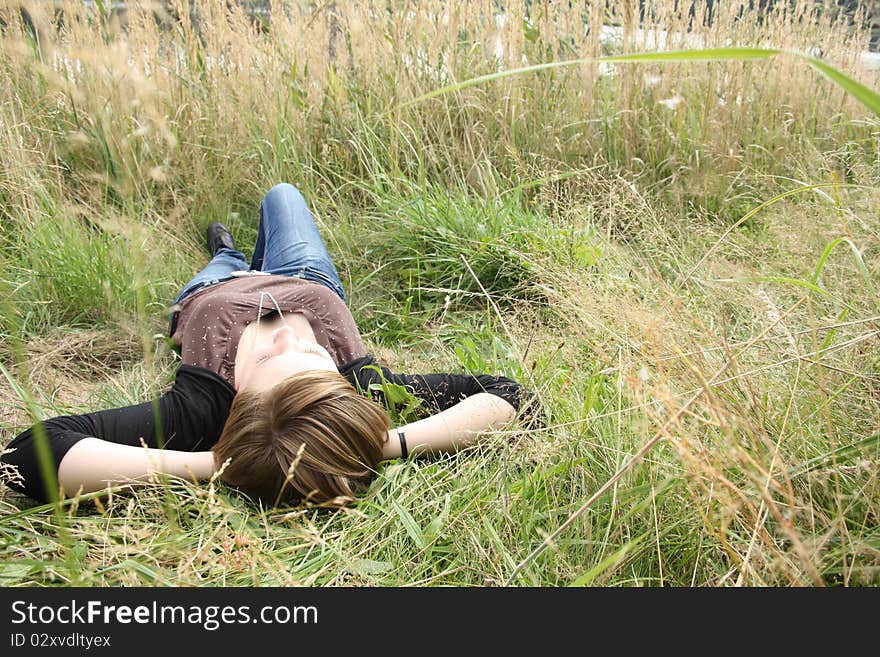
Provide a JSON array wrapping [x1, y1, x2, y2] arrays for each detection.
[[2, 1, 875, 212], [0, 1, 877, 586]]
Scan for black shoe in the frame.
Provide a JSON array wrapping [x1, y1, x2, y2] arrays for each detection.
[[206, 222, 235, 256]]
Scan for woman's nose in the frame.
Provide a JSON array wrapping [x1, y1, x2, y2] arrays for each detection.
[[272, 326, 296, 351]]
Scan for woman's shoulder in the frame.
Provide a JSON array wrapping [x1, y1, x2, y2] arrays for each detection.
[[174, 364, 237, 398]]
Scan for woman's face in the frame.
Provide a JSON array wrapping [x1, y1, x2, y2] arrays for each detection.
[[236, 325, 337, 392]]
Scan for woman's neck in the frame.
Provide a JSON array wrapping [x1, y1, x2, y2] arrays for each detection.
[[234, 311, 317, 389]]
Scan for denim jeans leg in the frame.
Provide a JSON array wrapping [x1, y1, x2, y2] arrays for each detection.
[[250, 183, 346, 301], [168, 247, 249, 334]]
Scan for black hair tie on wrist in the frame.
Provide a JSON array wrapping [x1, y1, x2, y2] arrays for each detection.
[[398, 430, 408, 459]]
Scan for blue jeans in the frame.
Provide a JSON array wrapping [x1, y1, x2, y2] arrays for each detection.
[[169, 183, 346, 335]]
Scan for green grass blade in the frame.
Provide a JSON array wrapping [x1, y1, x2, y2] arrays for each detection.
[[568, 531, 651, 586], [810, 237, 876, 297], [407, 47, 880, 119], [599, 47, 781, 63], [800, 54, 880, 117], [819, 307, 851, 353], [95, 559, 170, 584], [406, 47, 782, 106], [771, 176, 837, 204], [788, 434, 880, 478], [679, 183, 868, 288], [391, 499, 426, 549], [715, 276, 829, 296]]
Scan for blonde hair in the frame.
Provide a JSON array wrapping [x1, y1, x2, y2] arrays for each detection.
[[213, 370, 390, 507]]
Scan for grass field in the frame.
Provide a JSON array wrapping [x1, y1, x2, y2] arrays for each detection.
[[0, 0, 878, 586]]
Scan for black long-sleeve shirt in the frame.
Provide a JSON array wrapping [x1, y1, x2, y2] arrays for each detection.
[[1, 355, 526, 502]]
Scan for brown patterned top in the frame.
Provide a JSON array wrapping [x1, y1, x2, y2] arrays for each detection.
[[171, 275, 368, 387]]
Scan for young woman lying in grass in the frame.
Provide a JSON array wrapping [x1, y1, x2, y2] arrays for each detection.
[[2, 183, 531, 508]]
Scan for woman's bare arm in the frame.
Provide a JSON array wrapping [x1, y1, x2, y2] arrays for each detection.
[[57, 438, 216, 497], [381, 392, 516, 460], [56, 392, 515, 493]]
